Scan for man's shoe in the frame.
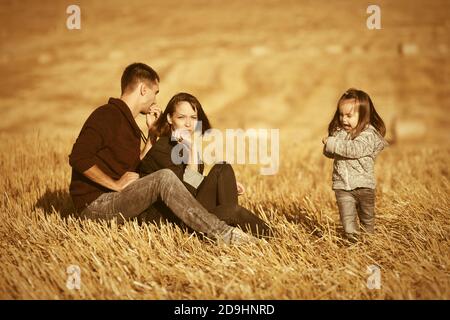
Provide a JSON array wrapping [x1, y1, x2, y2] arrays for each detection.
[[345, 233, 359, 243], [219, 227, 260, 245]]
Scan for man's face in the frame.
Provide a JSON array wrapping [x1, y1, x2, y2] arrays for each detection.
[[140, 80, 159, 114]]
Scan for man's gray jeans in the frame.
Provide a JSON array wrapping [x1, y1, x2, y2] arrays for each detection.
[[79, 169, 232, 240], [334, 188, 375, 236]]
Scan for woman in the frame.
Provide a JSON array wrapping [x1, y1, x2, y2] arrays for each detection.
[[139, 92, 271, 238]]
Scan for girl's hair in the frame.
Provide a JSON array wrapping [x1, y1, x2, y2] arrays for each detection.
[[327, 88, 386, 139], [149, 92, 212, 143]]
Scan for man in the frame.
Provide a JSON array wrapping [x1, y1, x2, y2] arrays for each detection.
[[69, 62, 256, 244]]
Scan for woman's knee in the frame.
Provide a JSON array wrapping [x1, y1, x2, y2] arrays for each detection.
[[210, 162, 233, 176]]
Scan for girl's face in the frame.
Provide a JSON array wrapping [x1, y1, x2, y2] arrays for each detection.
[[167, 101, 198, 133], [339, 99, 359, 132]]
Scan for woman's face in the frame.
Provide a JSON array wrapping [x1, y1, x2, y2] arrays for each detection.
[[339, 99, 359, 132], [168, 101, 198, 134]]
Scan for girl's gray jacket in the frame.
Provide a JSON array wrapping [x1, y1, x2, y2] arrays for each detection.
[[324, 125, 388, 190]]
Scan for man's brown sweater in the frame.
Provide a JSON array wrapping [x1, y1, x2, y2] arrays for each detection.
[[69, 98, 141, 212]]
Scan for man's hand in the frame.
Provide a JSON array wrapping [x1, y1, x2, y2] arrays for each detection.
[[322, 137, 329, 145], [146, 105, 162, 129], [115, 171, 139, 191], [237, 181, 246, 196], [140, 106, 160, 160]]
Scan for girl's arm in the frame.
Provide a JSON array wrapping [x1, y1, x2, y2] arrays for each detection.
[[322, 131, 339, 159], [325, 131, 375, 159], [323, 147, 335, 159], [323, 138, 334, 158]]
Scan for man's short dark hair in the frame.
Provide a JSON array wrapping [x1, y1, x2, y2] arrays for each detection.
[[121, 63, 160, 94]]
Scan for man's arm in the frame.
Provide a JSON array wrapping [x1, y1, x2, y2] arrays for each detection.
[[70, 109, 138, 191], [140, 108, 161, 160], [140, 138, 153, 160], [69, 121, 102, 174], [83, 165, 138, 192]]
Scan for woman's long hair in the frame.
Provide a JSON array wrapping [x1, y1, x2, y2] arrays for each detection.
[[327, 88, 386, 139], [149, 92, 212, 144]]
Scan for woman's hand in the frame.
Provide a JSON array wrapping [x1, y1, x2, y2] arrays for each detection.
[[146, 105, 162, 129], [237, 181, 246, 195], [173, 129, 201, 167], [173, 129, 192, 145]]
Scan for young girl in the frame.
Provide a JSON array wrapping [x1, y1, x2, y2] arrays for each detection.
[[139, 92, 272, 238], [322, 88, 388, 242]]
